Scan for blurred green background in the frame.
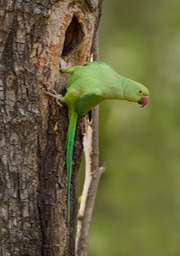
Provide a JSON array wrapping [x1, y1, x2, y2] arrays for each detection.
[[78, 0, 180, 255]]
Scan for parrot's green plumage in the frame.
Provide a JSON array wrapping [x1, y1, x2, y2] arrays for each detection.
[[50, 61, 149, 221]]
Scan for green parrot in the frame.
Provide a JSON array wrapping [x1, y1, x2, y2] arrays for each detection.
[[47, 61, 149, 221]]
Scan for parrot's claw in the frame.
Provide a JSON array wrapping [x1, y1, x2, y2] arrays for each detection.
[[45, 90, 63, 107], [59, 57, 67, 70]]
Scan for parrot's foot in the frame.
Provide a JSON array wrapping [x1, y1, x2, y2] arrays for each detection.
[[59, 57, 67, 70], [45, 90, 63, 107]]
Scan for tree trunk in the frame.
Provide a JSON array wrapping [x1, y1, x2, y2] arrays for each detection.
[[0, 1, 102, 255]]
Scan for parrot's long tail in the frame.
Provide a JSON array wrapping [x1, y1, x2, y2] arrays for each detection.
[[66, 109, 78, 222]]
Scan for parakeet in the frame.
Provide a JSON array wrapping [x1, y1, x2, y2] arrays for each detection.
[[47, 61, 149, 221]]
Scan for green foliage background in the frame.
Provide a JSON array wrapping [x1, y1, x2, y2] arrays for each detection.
[[79, 0, 180, 255]]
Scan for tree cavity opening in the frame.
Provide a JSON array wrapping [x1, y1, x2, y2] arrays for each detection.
[[62, 16, 84, 57]]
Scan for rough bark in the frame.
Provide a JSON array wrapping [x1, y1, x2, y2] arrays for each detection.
[[0, 0, 102, 255]]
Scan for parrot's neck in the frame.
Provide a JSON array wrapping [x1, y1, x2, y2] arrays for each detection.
[[103, 74, 126, 100]]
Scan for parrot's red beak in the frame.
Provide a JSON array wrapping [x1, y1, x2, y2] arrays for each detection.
[[137, 96, 149, 107]]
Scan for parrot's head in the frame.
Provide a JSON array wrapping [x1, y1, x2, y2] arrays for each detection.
[[123, 79, 149, 107]]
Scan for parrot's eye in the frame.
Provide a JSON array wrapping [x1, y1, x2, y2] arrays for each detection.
[[138, 90, 142, 94]]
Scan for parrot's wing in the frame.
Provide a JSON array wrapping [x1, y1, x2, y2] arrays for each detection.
[[75, 93, 103, 115]]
